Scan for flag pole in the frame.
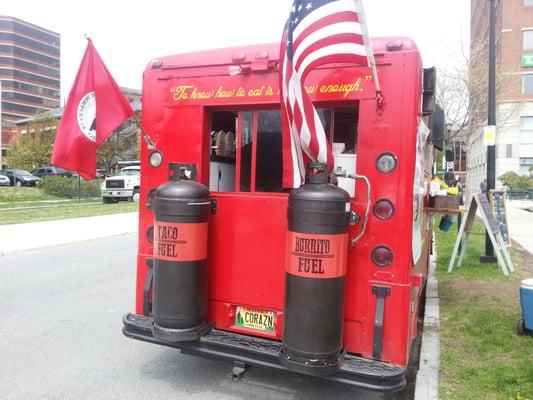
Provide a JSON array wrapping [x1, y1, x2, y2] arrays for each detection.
[[353, 0, 382, 105], [131, 113, 156, 150]]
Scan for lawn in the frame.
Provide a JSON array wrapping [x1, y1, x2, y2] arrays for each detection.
[[0, 186, 62, 203], [0, 202, 138, 225], [0, 186, 138, 224], [435, 221, 533, 400]]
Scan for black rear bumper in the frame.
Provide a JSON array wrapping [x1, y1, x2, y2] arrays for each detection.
[[122, 313, 406, 392]]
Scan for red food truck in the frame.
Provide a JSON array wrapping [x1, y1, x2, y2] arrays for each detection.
[[123, 37, 438, 393]]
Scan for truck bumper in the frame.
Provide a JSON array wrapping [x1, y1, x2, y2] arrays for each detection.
[[102, 189, 133, 198], [122, 313, 406, 392]]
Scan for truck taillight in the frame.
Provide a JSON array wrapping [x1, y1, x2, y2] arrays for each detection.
[[149, 150, 163, 168], [371, 245, 393, 267], [376, 153, 397, 173], [373, 199, 394, 220], [146, 226, 154, 244]]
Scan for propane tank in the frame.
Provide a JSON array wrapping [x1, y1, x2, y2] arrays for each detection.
[[151, 166, 212, 342], [280, 163, 351, 376]]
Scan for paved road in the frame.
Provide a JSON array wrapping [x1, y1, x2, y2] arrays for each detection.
[[0, 235, 394, 400], [507, 200, 533, 254]]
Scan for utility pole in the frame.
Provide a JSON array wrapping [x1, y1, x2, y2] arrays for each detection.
[[481, 0, 498, 263], [0, 80, 3, 169]]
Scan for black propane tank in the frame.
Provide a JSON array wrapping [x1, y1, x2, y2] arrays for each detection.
[[280, 162, 351, 376], [151, 165, 212, 342]]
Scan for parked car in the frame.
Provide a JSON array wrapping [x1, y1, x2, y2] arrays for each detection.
[[31, 166, 74, 178], [96, 169, 108, 179], [0, 174, 10, 186], [0, 168, 40, 187]]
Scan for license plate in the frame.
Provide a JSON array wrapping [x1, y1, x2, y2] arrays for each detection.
[[235, 307, 275, 333]]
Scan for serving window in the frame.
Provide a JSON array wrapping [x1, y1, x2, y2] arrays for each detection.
[[208, 105, 358, 194]]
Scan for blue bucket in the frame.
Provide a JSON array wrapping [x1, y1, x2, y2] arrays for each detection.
[[439, 216, 454, 232], [520, 278, 533, 332]]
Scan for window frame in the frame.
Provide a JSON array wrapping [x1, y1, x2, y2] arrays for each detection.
[[522, 74, 533, 94], [209, 104, 356, 194], [520, 116, 533, 143], [524, 30, 533, 51]]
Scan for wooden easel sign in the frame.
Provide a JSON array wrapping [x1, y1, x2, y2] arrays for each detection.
[[448, 193, 514, 276]]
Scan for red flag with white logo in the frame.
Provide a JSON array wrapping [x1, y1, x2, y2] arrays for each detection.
[[51, 39, 134, 180]]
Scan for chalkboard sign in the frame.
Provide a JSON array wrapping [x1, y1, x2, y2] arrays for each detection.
[[489, 190, 510, 245], [476, 193, 499, 234], [448, 194, 514, 276]]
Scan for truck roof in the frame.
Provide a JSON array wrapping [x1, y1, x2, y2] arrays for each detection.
[[145, 37, 419, 71]]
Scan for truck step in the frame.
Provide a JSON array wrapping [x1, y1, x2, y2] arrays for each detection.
[[122, 313, 406, 392]]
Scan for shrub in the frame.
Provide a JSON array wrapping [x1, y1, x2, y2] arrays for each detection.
[[498, 171, 533, 189], [38, 176, 101, 198]]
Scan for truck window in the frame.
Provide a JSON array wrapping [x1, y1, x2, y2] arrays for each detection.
[[332, 107, 358, 155], [208, 105, 358, 193], [239, 111, 253, 192], [209, 111, 237, 192], [255, 111, 282, 192]]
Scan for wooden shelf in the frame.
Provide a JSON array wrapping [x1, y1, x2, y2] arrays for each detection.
[[425, 207, 463, 215]]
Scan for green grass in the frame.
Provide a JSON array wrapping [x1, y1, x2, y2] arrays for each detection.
[[0, 198, 102, 209], [0, 186, 61, 203], [435, 221, 533, 400], [0, 202, 138, 225]]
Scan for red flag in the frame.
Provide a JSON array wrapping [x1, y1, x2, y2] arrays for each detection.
[[280, 0, 371, 188], [51, 39, 134, 180]]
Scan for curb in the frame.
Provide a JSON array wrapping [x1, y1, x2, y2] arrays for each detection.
[[0, 212, 138, 256], [414, 243, 440, 400]]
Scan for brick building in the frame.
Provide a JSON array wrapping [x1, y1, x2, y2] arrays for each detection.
[[0, 16, 60, 167], [467, 0, 533, 198]]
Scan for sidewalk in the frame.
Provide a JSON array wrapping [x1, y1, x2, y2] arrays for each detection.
[[0, 212, 138, 256], [506, 200, 533, 254]]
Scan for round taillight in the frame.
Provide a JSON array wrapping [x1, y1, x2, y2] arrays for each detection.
[[371, 245, 393, 267], [373, 199, 395, 220], [376, 153, 397, 173], [149, 150, 163, 168], [146, 226, 154, 244]]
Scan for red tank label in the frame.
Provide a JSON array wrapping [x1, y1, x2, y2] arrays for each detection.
[[286, 231, 348, 279], [154, 221, 208, 262]]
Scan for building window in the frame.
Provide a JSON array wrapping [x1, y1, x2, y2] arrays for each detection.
[[525, 0, 533, 6], [520, 116, 533, 143], [453, 140, 467, 171], [524, 30, 533, 50], [519, 157, 533, 175], [522, 74, 533, 94]]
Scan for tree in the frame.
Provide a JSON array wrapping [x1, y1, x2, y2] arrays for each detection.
[[436, 36, 519, 146], [498, 171, 533, 189], [5, 116, 57, 171], [96, 119, 139, 173]]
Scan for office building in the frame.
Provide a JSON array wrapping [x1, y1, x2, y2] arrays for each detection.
[[0, 16, 60, 166]]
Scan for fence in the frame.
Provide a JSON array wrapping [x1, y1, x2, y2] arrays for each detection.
[[506, 189, 533, 200]]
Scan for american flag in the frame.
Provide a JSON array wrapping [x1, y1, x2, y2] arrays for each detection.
[[280, 0, 371, 188]]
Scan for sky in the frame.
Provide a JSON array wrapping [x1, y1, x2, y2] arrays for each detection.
[[2, 0, 470, 103]]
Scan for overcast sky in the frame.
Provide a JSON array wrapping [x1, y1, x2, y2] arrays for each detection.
[[2, 0, 470, 102]]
